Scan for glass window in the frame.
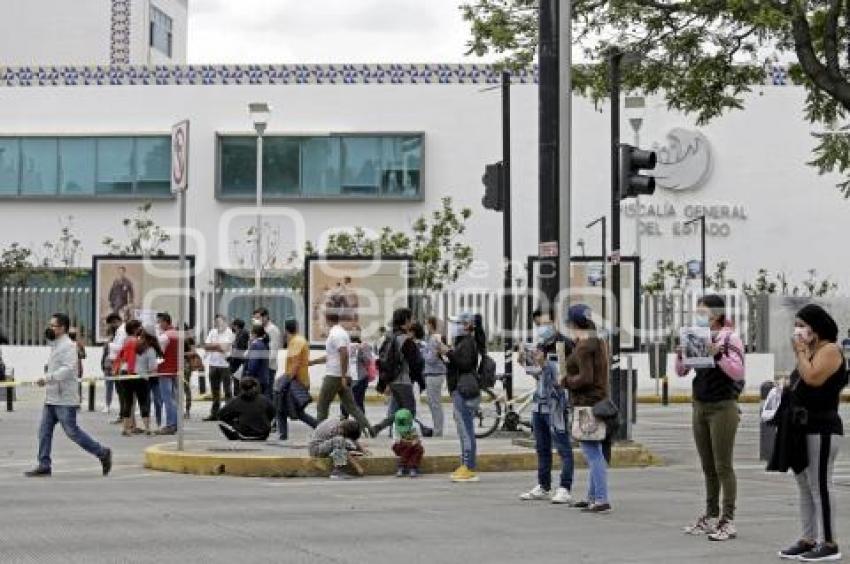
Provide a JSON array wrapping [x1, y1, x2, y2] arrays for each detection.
[[218, 134, 421, 199], [59, 138, 96, 195], [150, 5, 173, 57], [96, 137, 134, 194], [21, 138, 58, 195], [0, 138, 19, 194], [135, 137, 170, 194], [220, 137, 256, 195]]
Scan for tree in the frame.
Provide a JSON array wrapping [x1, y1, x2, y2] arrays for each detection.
[[463, 0, 850, 194], [313, 197, 474, 292], [102, 202, 171, 256]]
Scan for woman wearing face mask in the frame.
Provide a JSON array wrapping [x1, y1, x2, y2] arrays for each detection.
[[676, 295, 745, 542], [775, 305, 847, 562]]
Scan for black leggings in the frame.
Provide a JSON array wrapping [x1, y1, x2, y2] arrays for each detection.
[[118, 379, 150, 419]]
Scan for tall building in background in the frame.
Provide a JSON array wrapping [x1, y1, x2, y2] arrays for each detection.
[[0, 0, 188, 66]]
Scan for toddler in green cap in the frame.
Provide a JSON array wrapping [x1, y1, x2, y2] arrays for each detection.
[[391, 408, 424, 477]]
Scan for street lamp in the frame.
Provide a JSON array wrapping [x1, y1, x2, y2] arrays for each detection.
[[249, 102, 271, 298], [585, 216, 607, 327], [684, 215, 707, 292]]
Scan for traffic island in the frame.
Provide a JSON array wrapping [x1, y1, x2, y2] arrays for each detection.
[[144, 439, 662, 478]]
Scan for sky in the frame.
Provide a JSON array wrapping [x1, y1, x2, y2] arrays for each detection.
[[187, 0, 497, 64]]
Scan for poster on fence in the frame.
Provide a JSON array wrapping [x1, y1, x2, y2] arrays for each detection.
[[304, 256, 411, 347], [92, 255, 195, 343]]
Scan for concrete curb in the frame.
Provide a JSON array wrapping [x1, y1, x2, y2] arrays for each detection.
[[143, 441, 663, 478]]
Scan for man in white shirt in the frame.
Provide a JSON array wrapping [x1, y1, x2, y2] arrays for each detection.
[[252, 307, 281, 401], [312, 311, 373, 435], [102, 313, 125, 415], [203, 314, 234, 421], [25, 313, 112, 477]]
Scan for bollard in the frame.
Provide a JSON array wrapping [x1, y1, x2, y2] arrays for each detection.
[[759, 380, 777, 462], [661, 376, 669, 406], [5, 377, 13, 412], [198, 374, 207, 395], [88, 380, 96, 412]]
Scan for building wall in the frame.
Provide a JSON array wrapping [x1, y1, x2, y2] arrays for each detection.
[[0, 75, 846, 295]]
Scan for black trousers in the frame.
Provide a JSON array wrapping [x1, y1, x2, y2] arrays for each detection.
[[208, 366, 233, 417], [118, 378, 150, 419], [374, 382, 417, 433]]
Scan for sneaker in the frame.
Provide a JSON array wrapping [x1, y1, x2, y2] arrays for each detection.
[[450, 466, 480, 483], [156, 426, 177, 436], [100, 448, 112, 476], [551, 487, 574, 505], [24, 467, 51, 478], [572, 500, 591, 509], [110, 417, 123, 425], [707, 520, 737, 541], [101, 405, 110, 414], [779, 540, 817, 560], [799, 544, 842, 562], [409, 468, 420, 478], [329, 469, 354, 481], [519, 485, 550, 501], [683, 515, 718, 536], [396, 467, 407, 478], [581, 502, 612, 514]]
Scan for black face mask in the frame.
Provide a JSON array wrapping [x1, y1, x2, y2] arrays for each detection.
[[45, 328, 56, 341]]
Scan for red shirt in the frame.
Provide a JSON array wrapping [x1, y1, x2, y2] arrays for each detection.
[[158, 327, 180, 378], [114, 336, 139, 374]]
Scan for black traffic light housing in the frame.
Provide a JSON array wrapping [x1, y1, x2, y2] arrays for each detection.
[[619, 144, 657, 199], [481, 161, 505, 211]]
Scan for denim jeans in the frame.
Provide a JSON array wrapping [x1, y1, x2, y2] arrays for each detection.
[[148, 377, 163, 427], [37, 405, 106, 470], [425, 374, 445, 436], [532, 410, 574, 491], [452, 391, 480, 470], [581, 440, 609, 504], [104, 375, 115, 408], [276, 390, 318, 440], [159, 377, 178, 428]]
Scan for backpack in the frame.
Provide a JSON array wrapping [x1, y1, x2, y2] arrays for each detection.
[[377, 334, 403, 392], [478, 354, 497, 389]]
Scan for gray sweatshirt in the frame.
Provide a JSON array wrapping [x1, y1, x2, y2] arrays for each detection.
[[44, 335, 80, 406]]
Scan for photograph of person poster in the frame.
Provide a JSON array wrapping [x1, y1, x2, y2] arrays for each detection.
[[679, 326, 715, 369], [92, 256, 195, 343], [305, 257, 411, 347]]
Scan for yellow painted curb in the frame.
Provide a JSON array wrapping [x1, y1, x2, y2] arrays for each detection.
[[144, 441, 662, 478]]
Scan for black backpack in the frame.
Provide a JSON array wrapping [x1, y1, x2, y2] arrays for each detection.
[[377, 335, 403, 392], [478, 354, 497, 389]]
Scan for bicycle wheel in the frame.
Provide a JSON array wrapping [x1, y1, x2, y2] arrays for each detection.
[[474, 389, 503, 439]]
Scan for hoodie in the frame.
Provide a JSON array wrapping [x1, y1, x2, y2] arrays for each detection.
[[218, 386, 275, 439]]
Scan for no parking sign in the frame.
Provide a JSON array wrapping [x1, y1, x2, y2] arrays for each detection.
[[171, 120, 189, 193]]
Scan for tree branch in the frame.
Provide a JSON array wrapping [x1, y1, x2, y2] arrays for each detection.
[[825, 0, 842, 75], [792, 6, 850, 111]]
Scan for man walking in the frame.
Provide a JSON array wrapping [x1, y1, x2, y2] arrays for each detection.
[[252, 307, 281, 401], [25, 313, 112, 477], [229, 318, 250, 379], [155, 312, 181, 435], [313, 311, 373, 435], [203, 314, 234, 421], [276, 319, 318, 441]]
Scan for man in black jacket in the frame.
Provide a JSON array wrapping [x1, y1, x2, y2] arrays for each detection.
[[218, 377, 275, 441], [229, 319, 250, 377]]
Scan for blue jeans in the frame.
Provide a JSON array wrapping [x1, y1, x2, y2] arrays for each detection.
[[104, 376, 115, 407], [159, 377, 178, 428], [265, 368, 276, 401], [452, 391, 480, 470], [276, 391, 318, 440], [148, 377, 163, 427], [37, 405, 106, 470], [581, 440, 609, 504], [532, 410, 574, 491]]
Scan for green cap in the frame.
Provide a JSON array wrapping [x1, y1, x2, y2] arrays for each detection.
[[393, 408, 414, 436]]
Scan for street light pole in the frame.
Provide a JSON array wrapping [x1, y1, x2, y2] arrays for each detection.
[[249, 103, 271, 304], [501, 70, 514, 401], [586, 216, 607, 325], [685, 215, 707, 292], [559, 0, 572, 323]]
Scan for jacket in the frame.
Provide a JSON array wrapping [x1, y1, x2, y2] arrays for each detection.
[[157, 326, 180, 378], [563, 337, 609, 408], [44, 335, 80, 406], [766, 386, 809, 474], [218, 387, 275, 439], [537, 360, 569, 432], [446, 335, 478, 393], [244, 339, 270, 379]]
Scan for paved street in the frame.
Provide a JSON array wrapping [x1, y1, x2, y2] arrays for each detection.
[[1, 388, 850, 563]]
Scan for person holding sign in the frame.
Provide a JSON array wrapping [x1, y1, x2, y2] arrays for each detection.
[[677, 295, 745, 542]]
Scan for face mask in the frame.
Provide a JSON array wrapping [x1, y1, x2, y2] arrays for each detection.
[[536, 324, 556, 346], [694, 315, 711, 328], [794, 327, 813, 343], [45, 328, 56, 341], [253, 318, 264, 327]]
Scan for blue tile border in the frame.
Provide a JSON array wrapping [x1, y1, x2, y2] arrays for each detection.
[[0, 62, 789, 88]]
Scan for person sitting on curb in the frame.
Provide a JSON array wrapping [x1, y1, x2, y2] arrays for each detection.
[[391, 408, 424, 478], [218, 377, 274, 441], [308, 418, 368, 480]]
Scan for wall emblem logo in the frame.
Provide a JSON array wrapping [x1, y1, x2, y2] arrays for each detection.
[[653, 128, 712, 192]]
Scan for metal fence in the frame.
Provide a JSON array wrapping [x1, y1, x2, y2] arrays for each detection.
[[196, 287, 302, 338], [0, 287, 92, 345]]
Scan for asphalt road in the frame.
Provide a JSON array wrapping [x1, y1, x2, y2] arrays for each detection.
[[2, 388, 850, 563]]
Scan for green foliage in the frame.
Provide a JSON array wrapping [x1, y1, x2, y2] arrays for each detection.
[[314, 197, 474, 292], [102, 201, 171, 256], [39, 216, 83, 268], [462, 0, 850, 194]]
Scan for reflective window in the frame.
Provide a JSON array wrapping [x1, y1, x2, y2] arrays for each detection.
[[150, 5, 173, 57], [219, 134, 422, 199], [0, 136, 172, 197]]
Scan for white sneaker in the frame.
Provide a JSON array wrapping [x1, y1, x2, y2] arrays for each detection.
[[519, 485, 550, 501], [707, 520, 737, 542], [101, 405, 110, 414], [551, 487, 573, 505], [683, 515, 718, 536]]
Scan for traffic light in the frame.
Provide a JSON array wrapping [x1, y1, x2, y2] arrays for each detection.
[[619, 144, 657, 199], [481, 162, 504, 211]]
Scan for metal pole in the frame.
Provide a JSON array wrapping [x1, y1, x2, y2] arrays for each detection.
[[255, 132, 264, 299], [559, 0, 572, 319], [701, 215, 707, 292], [602, 216, 607, 327], [502, 70, 514, 401], [177, 188, 187, 451], [609, 49, 623, 437], [538, 0, 560, 311]]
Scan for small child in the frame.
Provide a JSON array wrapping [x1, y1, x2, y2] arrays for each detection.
[[391, 409, 424, 478]]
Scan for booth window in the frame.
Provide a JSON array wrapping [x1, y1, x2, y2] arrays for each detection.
[[218, 134, 422, 199]]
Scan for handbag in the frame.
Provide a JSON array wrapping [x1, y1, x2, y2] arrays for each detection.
[[592, 398, 619, 422], [571, 405, 607, 442]]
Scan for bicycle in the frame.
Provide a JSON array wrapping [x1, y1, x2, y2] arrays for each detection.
[[474, 374, 536, 439]]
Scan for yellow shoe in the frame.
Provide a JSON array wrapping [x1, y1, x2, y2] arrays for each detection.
[[450, 465, 480, 483]]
